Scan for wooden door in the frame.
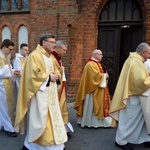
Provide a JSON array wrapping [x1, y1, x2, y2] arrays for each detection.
[[98, 0, 143, 96], [98, 26, 121, 96], [119, 25, 143, 72], [98, 25, 143, 96]]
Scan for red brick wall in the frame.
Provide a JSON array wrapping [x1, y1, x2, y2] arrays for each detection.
[[67, 0, 108, 101], [67, 0, 150, 101], [0, 0, 149, 101]]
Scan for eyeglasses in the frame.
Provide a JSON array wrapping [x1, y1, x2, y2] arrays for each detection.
[[61, 48, 67, 52], [7, 47, 13, 51], [96, 53, 103, 55], [45, 40, 56, 44]]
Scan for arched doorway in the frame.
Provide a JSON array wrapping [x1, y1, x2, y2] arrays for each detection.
[[98, 0, 143, 96]]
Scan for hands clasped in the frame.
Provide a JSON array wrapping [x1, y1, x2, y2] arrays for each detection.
[[50, 72, 60, 82], [14, 70, 21, 76]]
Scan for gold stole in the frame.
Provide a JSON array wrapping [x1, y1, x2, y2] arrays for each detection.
[[34, 54, 67, 146], [51, 54, 69, 124], [0, 56, 14, 123], [59, 81, 69, 124]]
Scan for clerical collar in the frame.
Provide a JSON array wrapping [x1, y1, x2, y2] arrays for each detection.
[[90, 57, 99, 62], [15, 53, 26, 58]]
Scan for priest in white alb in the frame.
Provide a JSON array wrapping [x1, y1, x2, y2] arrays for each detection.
[[109, 42, 150, 150], [15, 34, 67, 150]]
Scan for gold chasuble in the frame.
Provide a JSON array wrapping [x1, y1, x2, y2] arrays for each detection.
[[15, 45, 67, 146], [0, 54, 14, 123], [74, 59, 110, 119], [51, 52, 69, 124], [109, 52, 150, 121], [19, 57, 27, 68]]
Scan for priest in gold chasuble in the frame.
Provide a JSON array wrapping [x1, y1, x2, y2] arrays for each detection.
[[109, 43, 150, 150], [15, 34, 67, 150], [74, 49, 113, 128], [51, 40, 74, 137]]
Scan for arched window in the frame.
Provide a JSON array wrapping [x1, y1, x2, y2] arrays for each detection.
[[18, 25, 28, 53], [2, 26, 11, 41], [99, 0, 142, 22]]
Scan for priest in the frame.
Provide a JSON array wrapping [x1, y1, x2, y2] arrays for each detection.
[[74, 49, 113, 128], [109, 42, 150, 150], [15, 34, 67, 150], [51, 40, 74, 138]]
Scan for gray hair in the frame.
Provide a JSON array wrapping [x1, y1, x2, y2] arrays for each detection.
[[56, 40, 68, 48], [136, 42, 150, 53], [92, 49, 102, 57], [40, 33, 55, 46]]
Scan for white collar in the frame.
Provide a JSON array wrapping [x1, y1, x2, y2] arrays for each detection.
[[91, 57, 99, 62]]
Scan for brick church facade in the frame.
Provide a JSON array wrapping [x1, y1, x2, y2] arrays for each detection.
[[0, 0, 150, 101]]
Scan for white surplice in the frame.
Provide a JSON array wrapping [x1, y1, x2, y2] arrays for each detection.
[[0, 51, 15, 132], [115, 96, 150, 145], [77, 74, 112, 128], [24, 54, 67, 150], [139, 89, 150, 134], [13, 53, 27, 112]]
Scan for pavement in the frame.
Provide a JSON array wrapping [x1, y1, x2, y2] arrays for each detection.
[[0, 102, 149, 150]]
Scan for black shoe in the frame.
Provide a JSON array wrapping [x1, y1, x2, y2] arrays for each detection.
[[21, 145, 29, 150], [115, 142, 134, 150], [144, 141, 150, 148], [67, 132, 71, 139], [5, 131, 17, 137]]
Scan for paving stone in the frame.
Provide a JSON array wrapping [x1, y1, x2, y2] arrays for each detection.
[[0, 103, 149, 150]]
